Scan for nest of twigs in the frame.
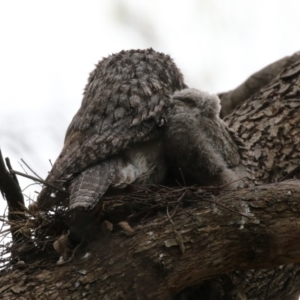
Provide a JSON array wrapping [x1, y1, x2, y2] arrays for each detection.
[[0, 179, 224, 270], [1, 149, 240, 270]]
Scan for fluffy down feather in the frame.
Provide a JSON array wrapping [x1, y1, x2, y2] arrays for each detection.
[[164, 88, 250, 188]]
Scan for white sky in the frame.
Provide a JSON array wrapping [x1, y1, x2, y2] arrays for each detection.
[[0, 0, 300, 210]]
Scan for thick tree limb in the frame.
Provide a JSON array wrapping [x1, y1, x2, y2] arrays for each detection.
[[225, 59, 300, 186], [1, 180, 300, 299], [219, 50, 300, 117]]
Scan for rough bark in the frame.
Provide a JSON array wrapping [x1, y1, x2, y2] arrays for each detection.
[[1, 181, 300, 300], [226, 58, 300, 185], [186, 54, 300, 300], [219, 50, 300, 118], [1, 54, 300, 299]]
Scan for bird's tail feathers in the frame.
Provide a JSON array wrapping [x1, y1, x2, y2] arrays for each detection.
[[69, 161, 116, 210]]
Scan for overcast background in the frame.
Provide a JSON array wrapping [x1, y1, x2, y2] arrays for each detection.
[[1, 0, 300, 238]]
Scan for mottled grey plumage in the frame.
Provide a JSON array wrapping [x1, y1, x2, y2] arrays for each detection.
[[164, 88, 249, 188], [38, 48, 186, 210]]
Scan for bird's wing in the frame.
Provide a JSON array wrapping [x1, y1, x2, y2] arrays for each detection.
[[38, 49, 185, 209], [203, 118, 242, 168]]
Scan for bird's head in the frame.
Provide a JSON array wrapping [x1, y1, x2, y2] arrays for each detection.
[[171, 88, 221, 118]]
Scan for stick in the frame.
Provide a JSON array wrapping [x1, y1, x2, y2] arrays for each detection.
[[10, 170, 69, 195], [21, 158, 43, 180]]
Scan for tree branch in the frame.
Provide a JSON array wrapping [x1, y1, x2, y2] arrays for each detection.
[[1, 180, 300, 299], [219, 50, 300, 117], [0, 149, 30, 255]]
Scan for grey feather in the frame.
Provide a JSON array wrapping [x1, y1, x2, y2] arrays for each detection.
[[68, 160, 116, 209], [38, 48, 186, 210], [164, 88, 249, 188]]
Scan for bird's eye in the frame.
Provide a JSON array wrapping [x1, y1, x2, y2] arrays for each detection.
[[178, 97, 197, 108]]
